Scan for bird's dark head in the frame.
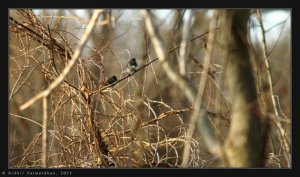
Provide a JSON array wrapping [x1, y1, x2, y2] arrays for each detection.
[[112, 76, 117, 80], [131, 58, 136, 61]]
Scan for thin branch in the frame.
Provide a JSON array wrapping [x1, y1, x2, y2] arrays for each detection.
[[256, 9, 290, 166], [179, 10, 194, 78], [9, 113, 43, 128], [42, 96, 48, 167]]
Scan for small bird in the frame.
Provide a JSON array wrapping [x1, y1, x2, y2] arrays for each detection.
[[125, 58, 138, 75], [104, 75, 117, 86]]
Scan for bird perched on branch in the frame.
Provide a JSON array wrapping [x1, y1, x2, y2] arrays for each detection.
[[124, 58, 138, 76], [104, 75, 117, 86]]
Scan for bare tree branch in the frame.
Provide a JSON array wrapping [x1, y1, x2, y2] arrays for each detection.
[[42, 96, 48, 167], [178, 10, 194, 78]]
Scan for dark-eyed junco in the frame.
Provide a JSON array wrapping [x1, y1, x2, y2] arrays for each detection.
[[125, 58, 137, 75], [104, 75, 117, 86]]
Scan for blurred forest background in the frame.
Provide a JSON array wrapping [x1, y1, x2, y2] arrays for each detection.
[[9, 9, 291, 168]]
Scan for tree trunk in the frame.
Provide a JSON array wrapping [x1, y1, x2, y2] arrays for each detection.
[[220, 9, 268, 167]]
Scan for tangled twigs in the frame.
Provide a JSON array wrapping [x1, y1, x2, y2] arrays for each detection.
[[19, 10, 104, 111], [9, 16, 72, 60]]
